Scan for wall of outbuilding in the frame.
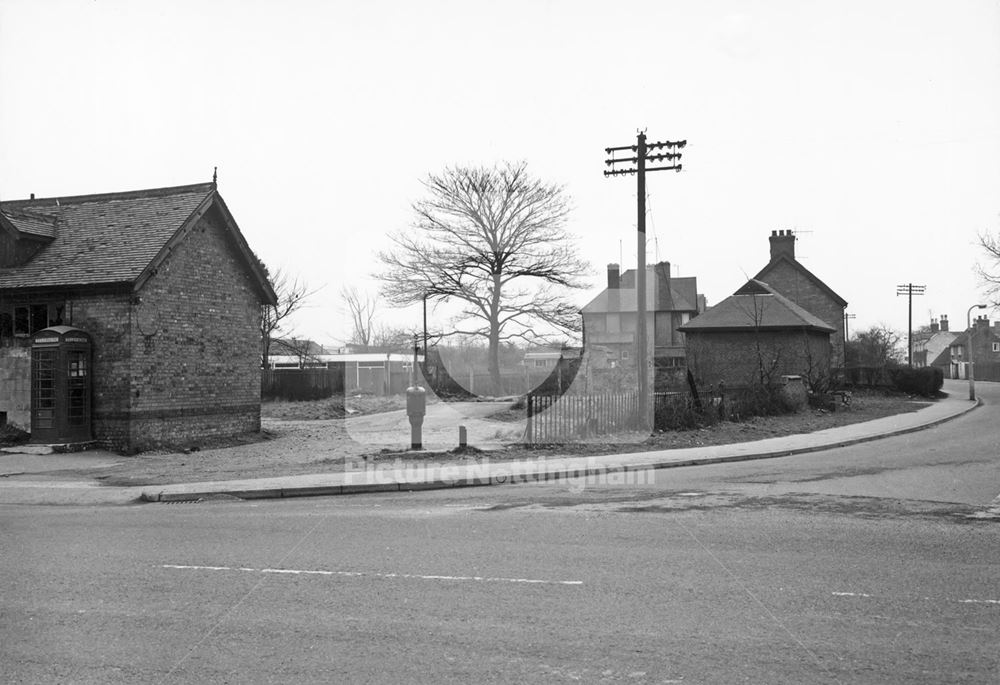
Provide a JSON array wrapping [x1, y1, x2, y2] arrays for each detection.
[[758, 260, 845, 365], [120, 207, 263, 452], [685, 329, 832, 388]]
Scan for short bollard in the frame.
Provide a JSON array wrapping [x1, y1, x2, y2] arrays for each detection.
[[458, 425, 467, 448]]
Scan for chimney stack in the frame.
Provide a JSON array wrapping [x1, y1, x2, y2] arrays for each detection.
[[940, 314, 949, 332], [654, 261, 673, 310], [607, 263, 621, 313], [607, 263, 620, 290], [769, 229, 796, 261], [930, 318, 939, 334]]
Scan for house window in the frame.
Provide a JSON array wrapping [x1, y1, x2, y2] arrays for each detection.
[[993, 342, 1000, 353], [1, 301, 63, 344]]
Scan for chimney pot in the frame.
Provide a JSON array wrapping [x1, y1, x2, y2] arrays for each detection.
[[768, 229, 796, 261]]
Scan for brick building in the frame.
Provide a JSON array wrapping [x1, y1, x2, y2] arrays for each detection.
[[678, 231, 846, 389], [949, 315, 1000, 381], [679, 279, 837, 388], [580, 261, 705, 391], [913, 315, 958, 375], [754, 230, 848, 364], [0, 182, 276, 452]]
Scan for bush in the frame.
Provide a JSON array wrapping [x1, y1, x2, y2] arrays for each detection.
[[0, 424, 29, 447], [654, 385, 796, 431], [887, 366, 943, 397]]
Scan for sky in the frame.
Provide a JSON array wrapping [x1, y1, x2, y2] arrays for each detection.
[[2, 0, 999, 347]]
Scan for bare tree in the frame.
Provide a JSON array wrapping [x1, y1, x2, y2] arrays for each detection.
[[375, 162, 590, 391], [976, 230, 1000, 308], [846, 324, 903, 385], [261, 267, 320, 368], [733, 290, 782, 388], [340, 285, 378, 349]]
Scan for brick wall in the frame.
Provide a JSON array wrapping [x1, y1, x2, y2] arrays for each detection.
[[67, 290, 133, 447], [686, 329, 833, 388], [122, 207, 263, 451], [758, 260, 845, 364]]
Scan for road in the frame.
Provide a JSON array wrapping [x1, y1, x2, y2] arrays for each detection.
[[3, 383, 998, 684]]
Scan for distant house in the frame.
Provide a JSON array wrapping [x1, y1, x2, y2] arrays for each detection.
[[580, 261, 705, 390], [679, 279, 837, 388], [0, 182, 277, 452], [913, 316, 958, 375], [948, 316, 1000, 381]]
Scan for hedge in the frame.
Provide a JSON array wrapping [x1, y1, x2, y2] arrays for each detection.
[[887, 366, 944, 397]]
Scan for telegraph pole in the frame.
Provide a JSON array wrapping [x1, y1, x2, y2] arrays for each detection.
[[605, 131, 685, 430], [896, 283, 926, 367]]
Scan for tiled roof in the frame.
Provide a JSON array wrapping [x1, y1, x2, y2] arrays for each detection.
[[581, 269, 701, 314], [0, 183, 215, 289], [2, 207, 58, 239], [679, 279, 836, 333]]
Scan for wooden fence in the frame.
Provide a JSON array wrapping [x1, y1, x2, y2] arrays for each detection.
[[525, 392, 639, 443], [261, 366, 345, 401]]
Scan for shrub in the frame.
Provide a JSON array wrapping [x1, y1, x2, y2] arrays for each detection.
[[887, 366, 943, 397], [654, 384, 796, 431], [0, 424, 29, 447]]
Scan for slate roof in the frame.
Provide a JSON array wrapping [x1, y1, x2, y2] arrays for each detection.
[[1, 207, 58, 239], [678, 279, 836, 333], [0, 183, 275, 303], [581, 268, 700, 314], [754, 253, 848, 307]]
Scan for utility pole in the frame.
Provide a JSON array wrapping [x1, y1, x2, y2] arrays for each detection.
[[896, 283, 926, 367], [605, 131, 685, 430]]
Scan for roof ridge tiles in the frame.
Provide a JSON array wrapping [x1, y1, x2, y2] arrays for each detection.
[[0, 182, 215, 209]]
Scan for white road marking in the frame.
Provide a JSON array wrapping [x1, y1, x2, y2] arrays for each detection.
[[161, 564, 583, 586], [832, 592, 999, 605]]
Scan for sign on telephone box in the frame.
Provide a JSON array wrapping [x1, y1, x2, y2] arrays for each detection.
[[30, 326, 93, 444]]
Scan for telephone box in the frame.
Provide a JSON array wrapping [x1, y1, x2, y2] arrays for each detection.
[[30, 326, 93, 444]]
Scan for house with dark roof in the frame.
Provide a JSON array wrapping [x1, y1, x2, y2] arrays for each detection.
[[679, 279, 837, 388], [0, 181, 277, 452], [580, 261, 705, 390], [913, 315, 958, 375], [754, 230, 848, 365]]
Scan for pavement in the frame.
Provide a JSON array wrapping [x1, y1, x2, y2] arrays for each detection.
[[0, 386, 981, 506]]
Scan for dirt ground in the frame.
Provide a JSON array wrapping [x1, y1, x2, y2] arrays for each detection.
[[48, 389, 930, 488]]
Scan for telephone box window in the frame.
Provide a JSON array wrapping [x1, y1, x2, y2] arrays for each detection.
[[31, 349, 56, 429]]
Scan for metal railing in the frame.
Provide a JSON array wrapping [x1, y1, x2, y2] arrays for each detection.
[[525, 392, 639, 443]]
